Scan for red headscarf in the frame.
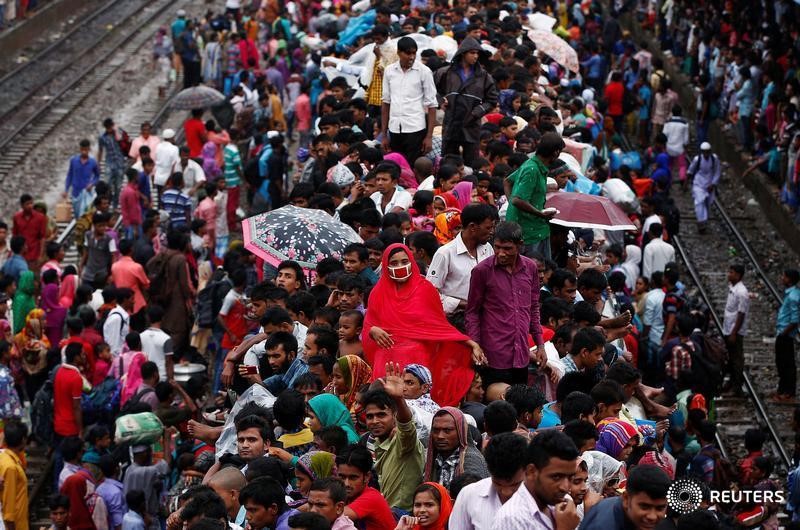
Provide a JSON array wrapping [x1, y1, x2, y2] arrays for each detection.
[[363, 243, 474, 406], [413, 482, 454, 530]]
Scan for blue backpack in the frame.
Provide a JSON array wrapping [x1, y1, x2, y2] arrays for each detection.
[[82, 376, 121, 426]]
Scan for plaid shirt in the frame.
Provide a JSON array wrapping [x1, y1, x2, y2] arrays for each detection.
[[666, 340, 694, 380], [367, 62, 383, 107], [98, 131, 126, 172]]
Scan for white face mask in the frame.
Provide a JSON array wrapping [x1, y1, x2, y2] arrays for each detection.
[[387, 263, 412, 281]]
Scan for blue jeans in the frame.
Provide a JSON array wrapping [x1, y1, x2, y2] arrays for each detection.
[[0, 5, 5, 27]]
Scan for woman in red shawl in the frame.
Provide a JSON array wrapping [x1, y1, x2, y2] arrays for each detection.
[[363, 243, 485, 407], [395, 482, 454, 530]]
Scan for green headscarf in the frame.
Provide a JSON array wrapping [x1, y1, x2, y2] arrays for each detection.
[[296, 451, 336, 482], [308, 393, 359, 444], [12, 271, 36, 334]]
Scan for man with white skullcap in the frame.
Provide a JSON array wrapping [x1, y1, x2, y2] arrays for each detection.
[[687, 141, 721, 234]]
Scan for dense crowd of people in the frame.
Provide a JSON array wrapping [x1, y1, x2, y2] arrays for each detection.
[[3, 0, 800, 529]]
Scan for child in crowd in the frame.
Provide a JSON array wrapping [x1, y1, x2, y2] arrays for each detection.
[[337, 310, 363, 356]]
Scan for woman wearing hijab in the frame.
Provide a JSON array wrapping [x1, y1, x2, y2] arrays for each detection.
[[582, 450, 626, 497], [293, 451, 336, 500], [307, 393, 360, 444], [595, 419, 640, 462], [619, 245, 642, 291], [41, 269, 67, 345], [451, 181, 475, 210], [329, 354, 372, 413], [14, 308, 51, 400], [120, 350, 148, 406], [12, 271, 35, 334], [363, 244, 484, 407], [498, 89, 521, 117], [403, 364, 440, 415], [384, 152, 418, 190], [432, 209, 462, 245], [59, 266, 78, 309], [395, 482, 453, 530], [423, 407, 488, 488]]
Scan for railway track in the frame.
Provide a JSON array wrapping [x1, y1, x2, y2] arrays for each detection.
[[0, 0, 186, 183], [0, 0, 148, 121], [617, 131, 795, 472]]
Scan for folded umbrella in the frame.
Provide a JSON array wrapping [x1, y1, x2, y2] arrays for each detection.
[[545, 192, 636, 231], [527, 29, 579, 73], [242, 205, 363, 270]]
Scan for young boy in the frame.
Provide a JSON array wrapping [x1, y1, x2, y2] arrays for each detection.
[[120, 170, 143, 240], [47, 494, 71, 530], [337, 310, 363, 357]]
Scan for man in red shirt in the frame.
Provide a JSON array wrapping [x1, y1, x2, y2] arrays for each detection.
[[604, 71, 626, 134], [12, 193, 46, 267], [54, 343, 88, 490], [336, 445, 396, 530], [54, 343, 87, 440], [183, 109, 207, 158], [59, 317, 96, 381]]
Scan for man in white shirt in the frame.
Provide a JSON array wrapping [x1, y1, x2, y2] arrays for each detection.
[[369, 162, 413, 214], [450, 433, 527, 530], [140, 305, 174, 382], [103, 288, 133, 357], [640, 197, 660, 235], [661, 105, 690, 187], [641, 271, 666, 378], [642, 223, 675, 280], [722, 264, 749, 393], [154, 129, 180, 203], [491, 430, 580, 530], [177, 146, 207, 199], [427, 203, 497, 315], [381, 36, 438, 169]]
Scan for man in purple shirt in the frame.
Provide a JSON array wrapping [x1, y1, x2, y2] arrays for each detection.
[[466, 221, 545, 387]]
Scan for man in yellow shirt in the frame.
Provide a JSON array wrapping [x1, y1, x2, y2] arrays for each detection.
[[0, 420, 28, 530]]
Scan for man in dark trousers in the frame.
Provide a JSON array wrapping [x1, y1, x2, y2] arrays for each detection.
[[436, 37, 498, 167]]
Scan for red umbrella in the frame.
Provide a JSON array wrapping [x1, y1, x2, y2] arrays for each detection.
[[545, 192, 636, 231]]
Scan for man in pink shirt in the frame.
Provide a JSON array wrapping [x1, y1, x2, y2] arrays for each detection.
[[295, 85, 312, 148], [120, 170, 143, 240], [111, 239, 150, 321], [128, 122, 161, 162], [195, 182, 218, 258]]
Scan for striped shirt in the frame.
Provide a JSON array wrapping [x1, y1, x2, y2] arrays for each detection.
[[161, 188, 191, 228], [223, 144, 242, 187]]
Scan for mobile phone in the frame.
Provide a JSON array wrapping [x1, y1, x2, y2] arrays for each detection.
[[244, 365, 258, 375]]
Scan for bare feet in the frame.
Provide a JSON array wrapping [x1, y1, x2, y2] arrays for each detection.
[[187, 420, 223, 445]]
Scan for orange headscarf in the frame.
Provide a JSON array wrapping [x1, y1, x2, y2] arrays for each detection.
[[433, 209, 462, 245], [413, 482, 453, 530]]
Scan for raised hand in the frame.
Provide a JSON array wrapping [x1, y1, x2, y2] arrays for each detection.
[[381, 362, 405, 399]]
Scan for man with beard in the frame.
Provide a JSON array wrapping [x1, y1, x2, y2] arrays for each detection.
[[261, 332, 308, 395], [491, 429, 580, 530]]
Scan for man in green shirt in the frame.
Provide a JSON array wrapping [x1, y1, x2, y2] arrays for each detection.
[[504, 132, 565, 260], [361, 362, 425, 511]]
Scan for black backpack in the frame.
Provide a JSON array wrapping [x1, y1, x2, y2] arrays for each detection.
[[196, 270, 232, 329], [119, 387, 155, 415], [32, 365, 60, 444], [661, 197, 681, 236], [686, 341, 723, 401]]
